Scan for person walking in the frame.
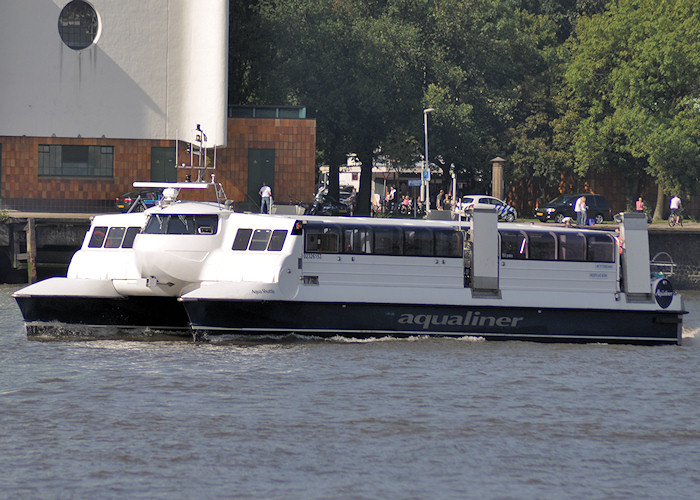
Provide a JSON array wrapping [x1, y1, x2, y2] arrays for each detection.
[[636, 197, 644, 213], [385, 186, 396, 213], [575, 195, 587, 226], [259, 182, 272, 214]]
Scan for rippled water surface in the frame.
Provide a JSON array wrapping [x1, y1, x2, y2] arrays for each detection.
[[1, 284, 699, 499]]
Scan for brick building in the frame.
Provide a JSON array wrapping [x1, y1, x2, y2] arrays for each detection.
[[0, 105, 316, 213]]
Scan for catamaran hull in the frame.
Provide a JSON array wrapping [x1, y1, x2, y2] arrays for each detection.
[[15, 295, 190, 338], [182, 299, 683, 345]]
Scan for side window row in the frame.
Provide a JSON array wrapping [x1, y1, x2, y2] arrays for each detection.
[[88, 226, 141, 249], [233, 229, 288, 252], [500, 230, 615, 263], [303, 224, 463, 258]]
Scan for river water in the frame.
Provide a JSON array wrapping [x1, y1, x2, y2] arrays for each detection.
[[1, 285, 699, 499]]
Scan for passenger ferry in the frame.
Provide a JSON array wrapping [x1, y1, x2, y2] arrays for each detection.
[[13, 183, 217, 337], [14, 185, 686, 344]]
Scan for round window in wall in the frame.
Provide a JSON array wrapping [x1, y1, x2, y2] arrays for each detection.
[[58, 1, 99, 50]]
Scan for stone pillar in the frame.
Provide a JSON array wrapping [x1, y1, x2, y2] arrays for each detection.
[[491, 156, 506, 200]]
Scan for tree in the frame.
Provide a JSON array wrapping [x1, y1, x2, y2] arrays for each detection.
[[257, 0, 425, 214], [421, 0, 563, 199], [228, 0, 273, 105], [563, 0, 700, 215]]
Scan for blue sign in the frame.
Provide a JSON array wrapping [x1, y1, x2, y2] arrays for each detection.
[[422, 170, 431, 180], [408, 179, 422, 187]]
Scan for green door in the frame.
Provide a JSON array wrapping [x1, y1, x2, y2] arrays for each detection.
[[247, 149, 275, 211], [151, 147, 177, 182]]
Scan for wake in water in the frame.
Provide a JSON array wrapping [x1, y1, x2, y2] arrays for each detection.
[[24, 321, 193, 342]]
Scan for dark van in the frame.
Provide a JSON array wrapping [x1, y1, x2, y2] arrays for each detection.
[[534, 194, 612, 224]]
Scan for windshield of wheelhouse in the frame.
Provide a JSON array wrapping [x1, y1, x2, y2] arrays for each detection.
[[144, 214, 219, 235]]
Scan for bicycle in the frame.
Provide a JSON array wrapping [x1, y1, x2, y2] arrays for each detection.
[[668, 210, 683, 227]]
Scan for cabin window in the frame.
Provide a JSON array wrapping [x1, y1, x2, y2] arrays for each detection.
[[166, 215, 193, 234], [249, 230, 272, 251], [304, 223, 462, 257], [558, 233, 586, 261], [500, 231, 527, 259], [528, 232, 556, 260], [434, 230, 463, 257], [587, 234, 615, 263], [305, 225, 340, 253], [87, 226, 142, 249], [145, 215, 166, 234], [499, 229, 616, 263], [233, 229, 253, 250], [343, 227, 372, 254], [232, 228, 286, 251], [121, 227, 141, 249], [374, 227, 403, 255], [404, 228, 433, 256], [144, 215, 218, 235], [88, 226, 108, 248], [195, 216, 218, 234], [268, 230, 288, 251], [104, 227, 126, 249]]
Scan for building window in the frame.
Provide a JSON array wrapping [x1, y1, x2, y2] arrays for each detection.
[[58, 1, 99, 50], [38, 145, 113, 177]]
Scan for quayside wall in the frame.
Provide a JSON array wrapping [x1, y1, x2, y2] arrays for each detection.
[[0, 215, 698, 289], [648, 227, 700, 290], [0, 214, 90, 283]]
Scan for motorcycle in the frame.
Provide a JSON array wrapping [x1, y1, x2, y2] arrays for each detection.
[[304, 187, 352, 216]]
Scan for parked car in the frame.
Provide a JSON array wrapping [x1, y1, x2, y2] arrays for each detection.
[[454, 195, 518, 222], [534, 194, 612, 224], [115, 189, 162, 212]]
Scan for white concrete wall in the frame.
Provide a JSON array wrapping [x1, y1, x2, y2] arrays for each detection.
[[0, 0, 228, 145]]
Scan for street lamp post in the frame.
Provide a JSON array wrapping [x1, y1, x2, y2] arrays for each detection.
[[423, 108, 434, 212]]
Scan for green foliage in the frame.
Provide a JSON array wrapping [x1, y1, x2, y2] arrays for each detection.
[[232, 0, 700, 210], [564, 0, 700, 196], [257, 0, 425, 212]]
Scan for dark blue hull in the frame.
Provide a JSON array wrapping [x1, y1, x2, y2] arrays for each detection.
[[182, 299, 683, 345], [15, 295, 191, 338]]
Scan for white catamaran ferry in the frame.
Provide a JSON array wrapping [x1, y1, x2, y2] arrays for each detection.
[[14, 182, 686, 344]]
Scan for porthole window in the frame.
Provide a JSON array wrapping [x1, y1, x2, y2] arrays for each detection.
[[58, 1, 99, 50]]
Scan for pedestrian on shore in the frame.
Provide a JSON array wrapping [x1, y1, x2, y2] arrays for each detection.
[[575, 195, 587, 226], [259, 182, 272, 214], [670, 195, 682, 225]]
